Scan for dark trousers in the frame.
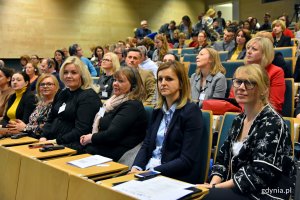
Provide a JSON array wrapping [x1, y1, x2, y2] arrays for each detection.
[[203, 188, 250, 200]]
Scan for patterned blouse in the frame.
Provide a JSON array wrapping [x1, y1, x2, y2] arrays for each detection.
[[25, 103, 52, 137], [212, 104, 295, 200]]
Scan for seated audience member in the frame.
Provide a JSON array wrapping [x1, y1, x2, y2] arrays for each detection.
[[152, 34, 170, 62], [188, 32, 199, 48], [193, 12, 204, 33], [40, 56, 101, 151], [131, 61, 203, 184], [80, 67, 147, 161], [195, 31, 211, 53], [1, 72, 37, 127], [278, 15, 294, 38], [97, 52, 120, 100], [30, 55, 40, 68], [40, 58, 64, 89], [62, 47, 69, 58], [0, 67, 14, 119], [137, 45, 158, 78], [191, 48, 226, 107], [90, 46, 104, 76], [272, 19, 292, 47], [158, 20, 177, 42], [171, 29, 180, 45], [201, 64, 295, 200], [229, 37, 285, 113], [0, 60, 5, 67], [113, 44, 126, 67], [69, 43, 97, 77], [212, 21, 223, 35], [227, 29, 251, 61], [25, 62, 39, 92], [20, 55, 30, 70], [259, 12, 272, 31], [9, 74, 59, 138], [256, 31, 292, 78], [178, 15, 193, 39], [126, 48, 156, 106], [54, 50, 66, 71], [135, 20, 152, 41], [163, 53, 179, 62], [173, 33, 187, 49], [214, 10, 226, 30], [213, 28, 236, 52]]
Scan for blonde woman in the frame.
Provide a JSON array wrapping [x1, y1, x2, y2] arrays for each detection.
[[40, 56, 102, 151], [96, 52, 120, 100], [191, 48, 226, 107]]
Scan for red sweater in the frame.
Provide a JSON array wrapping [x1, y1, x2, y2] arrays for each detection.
[[229, 64, 285, 113]]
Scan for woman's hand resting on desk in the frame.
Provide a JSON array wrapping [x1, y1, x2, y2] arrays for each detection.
[[197, 183, 215, 189], [128, 167, 141, 174], [80, 134, 92, 146], [7, 119, 26, 132], [39, 137, 47, 142]]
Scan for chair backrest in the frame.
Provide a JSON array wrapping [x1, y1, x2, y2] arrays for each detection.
[[274, 47, 293, 57], [199, 110, 213, 183], [181, 48, 196, 56], [214, 112, 238, 162], [183, 54, 197, 62], [219, 51, 228, 62], [188, 62, 197, 78], [225, 78, 232, 98], [222, 60, 244, 78], [284, 58, 293, 74], [282, 78, 294, 117], [170, 49, 179, 56]]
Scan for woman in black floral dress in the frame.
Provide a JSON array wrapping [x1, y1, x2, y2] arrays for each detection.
[[201, 64, 295, 200], [11, 74, 60, 138]]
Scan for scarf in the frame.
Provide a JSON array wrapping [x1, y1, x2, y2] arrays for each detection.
[[91, 94, 129, 134]]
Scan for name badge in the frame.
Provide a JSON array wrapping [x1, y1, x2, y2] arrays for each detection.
[[102, 91, 108, 98], [98, 107, 106, 118], [199, 93, 205, 101], [58, 103, 66, 114]]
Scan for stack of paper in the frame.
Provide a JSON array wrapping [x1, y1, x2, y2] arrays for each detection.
[[67, 155, 112, 168], [112, 176, 199, 200]]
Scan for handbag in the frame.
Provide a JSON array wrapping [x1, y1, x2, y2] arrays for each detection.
[[202, 98, 242, 115]]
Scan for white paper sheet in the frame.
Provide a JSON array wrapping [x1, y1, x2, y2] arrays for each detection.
[[112, 176, 195, 200], [67, 155, 112, 168]]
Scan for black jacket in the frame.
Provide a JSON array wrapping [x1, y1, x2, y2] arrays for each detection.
[[1, 89, 37, 127], [273, 35, 292, 47], [133, 102, 203, 184], [42, 88, 101, 148], [85, 100, 147, 161]]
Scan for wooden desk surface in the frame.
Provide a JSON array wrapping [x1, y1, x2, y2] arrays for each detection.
[[0, 136, 38, 146], [8, 144, 76, 160], [45, 154, 128, 178]]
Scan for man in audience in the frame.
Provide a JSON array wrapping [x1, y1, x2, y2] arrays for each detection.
[[69, 43, 97, 77], [136, 45, 158, 78], [125, 48, 155, 105], [135, 20, 152, 41], [113, 44, 126, 67], [193, 12, 204, 33], [40, 58, 64, 88], [213, 27, 235, 52], [158, 20, 177, 42], [259, 12, 272, 31], [214, 11, 226, 30], [62, 47, 69, 58]]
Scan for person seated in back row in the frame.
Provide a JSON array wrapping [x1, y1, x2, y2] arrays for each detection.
[[201, 64, 295, 200]]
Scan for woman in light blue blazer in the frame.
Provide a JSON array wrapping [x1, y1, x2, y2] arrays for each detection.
[[190, 48, 227, 108]]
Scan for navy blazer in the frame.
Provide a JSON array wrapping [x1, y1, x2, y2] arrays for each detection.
[[133, 102, 203, 184]]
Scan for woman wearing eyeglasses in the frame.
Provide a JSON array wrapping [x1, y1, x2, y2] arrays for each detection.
[[8, 74, 60, 138], [96, 52, 120, 100], [201, 64, 294, 200]]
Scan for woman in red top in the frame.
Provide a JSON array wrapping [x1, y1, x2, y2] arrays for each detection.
[[230, 37, 285, 113]]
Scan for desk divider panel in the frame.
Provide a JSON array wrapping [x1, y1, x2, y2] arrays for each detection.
[[16, 156, 69, 200], [0, 146, 22, 200]]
